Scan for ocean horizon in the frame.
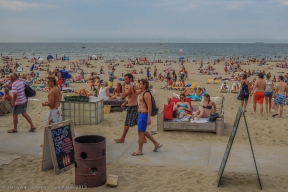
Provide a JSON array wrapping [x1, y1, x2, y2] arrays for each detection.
[[1, 43, 288, 61]]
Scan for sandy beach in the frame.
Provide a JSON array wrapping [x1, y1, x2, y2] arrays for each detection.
[[0, 57, 288, 191]]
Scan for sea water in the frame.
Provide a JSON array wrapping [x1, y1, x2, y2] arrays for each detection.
[[0, 43, 287, 61]]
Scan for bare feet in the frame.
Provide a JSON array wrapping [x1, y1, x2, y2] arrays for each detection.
[[114, 139, 124, 143], [251, 112, 256, 115], [191, 114, 195, 120]]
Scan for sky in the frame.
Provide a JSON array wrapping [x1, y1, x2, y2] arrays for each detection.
[[0, 0, 288, 43]]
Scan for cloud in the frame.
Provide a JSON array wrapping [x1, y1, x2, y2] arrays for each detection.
[[0, 0, 54, 10], [224, 1, 247, 10], [153, 0, 199, 11]]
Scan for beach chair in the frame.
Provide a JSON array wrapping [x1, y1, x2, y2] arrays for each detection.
[[230, 83, 240, 93], [220, 82, 230, 93], [189, 82, 198, 89], [188, 89, 208, 101], [205, 79, 213, 84], [213, 79, 221, 84]]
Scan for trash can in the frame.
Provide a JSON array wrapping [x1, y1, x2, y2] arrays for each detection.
[[74, 135, 106, 188]]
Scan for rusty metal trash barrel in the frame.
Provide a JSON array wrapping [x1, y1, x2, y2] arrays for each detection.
[[74, 135, 106, 188]]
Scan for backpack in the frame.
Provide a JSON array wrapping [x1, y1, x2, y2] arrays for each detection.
[[25, 85, 36, 97], [143, 90, 158, 116], [208, 113, 219, 122]]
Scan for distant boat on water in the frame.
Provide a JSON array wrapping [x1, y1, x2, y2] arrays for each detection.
[[255, 42, 264, 44], [82, 46, 86, 48]]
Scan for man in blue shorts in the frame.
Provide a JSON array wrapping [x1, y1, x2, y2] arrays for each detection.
[[272, 76, 288, 118], [131, 79, 162, 156]]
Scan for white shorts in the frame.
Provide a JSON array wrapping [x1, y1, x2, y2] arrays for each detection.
[[46, 108, 62, 126]]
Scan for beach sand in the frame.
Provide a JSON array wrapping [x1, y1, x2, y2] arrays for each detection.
[[0, 58, 287, 191]]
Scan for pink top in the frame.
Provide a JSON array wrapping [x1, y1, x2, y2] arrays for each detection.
[[12, 80, 27, 105]]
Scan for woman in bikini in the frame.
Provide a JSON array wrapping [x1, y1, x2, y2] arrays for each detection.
[[173, 94, 191, 119], [192, 93, 216, 120]]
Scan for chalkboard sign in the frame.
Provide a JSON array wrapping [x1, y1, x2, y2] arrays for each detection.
[[217, 106, 262, 189], [41, 120, 75, 174]]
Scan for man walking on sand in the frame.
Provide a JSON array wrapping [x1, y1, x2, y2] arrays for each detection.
[[251, 72, 266, 116], [7, 73, 36, 133], [154, 66, 158, 79], [131, 79, 162, 156], [42, 77, 62, 126], [272, 76, 288, 118], [115, 73, 144, 143]]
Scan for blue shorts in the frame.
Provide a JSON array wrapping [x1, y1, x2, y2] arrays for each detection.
[[274, 94, 286, 106], [137, 113, 148, 132], [264, 91, 273, 97]]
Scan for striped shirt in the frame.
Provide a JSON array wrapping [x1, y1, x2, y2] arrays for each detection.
[[12, 80, 27, 105]]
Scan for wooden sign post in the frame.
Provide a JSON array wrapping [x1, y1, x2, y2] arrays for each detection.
[[41, 120, 75, 174], [217, 106, 262, 189]]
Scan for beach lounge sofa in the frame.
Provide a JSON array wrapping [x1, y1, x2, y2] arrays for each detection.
[[213, 79, 221, 84], [157, 95, 224, 136]]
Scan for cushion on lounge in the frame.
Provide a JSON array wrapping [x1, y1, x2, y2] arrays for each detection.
[[164, 104, 173, 120], [200, 95, 224, 115], [169, 98, 192, 115]]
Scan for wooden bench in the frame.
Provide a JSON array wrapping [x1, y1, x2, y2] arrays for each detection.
[[157, 96, 224, 136], [0, 100, 13, 116]]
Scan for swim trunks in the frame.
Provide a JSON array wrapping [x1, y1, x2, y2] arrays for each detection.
[[253, 92, 264, 104], [46, 108, 62, 126], [264, 91, 273, 97], [274, 94, 286, 106], [137, 113, 148, 132], [125, 105, 138, 127], [57, 79, 63, 85]]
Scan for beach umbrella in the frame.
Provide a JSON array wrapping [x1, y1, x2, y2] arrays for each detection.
[[30, 64, 34, 71], [47, 54, 53, 60], [60, 70, 72, 79], [92, 55, 96, 58], [38, 58, 43, 61], [179, 56, 185, 60]]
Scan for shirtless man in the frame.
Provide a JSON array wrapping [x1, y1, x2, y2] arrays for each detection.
[[154, 66, 158, 79], [251, 73, 266, 116], [131, 79, 162, 156], [42, 77, 62, 126], [272, 76, 288, 118], [114, 73, 141, 143]]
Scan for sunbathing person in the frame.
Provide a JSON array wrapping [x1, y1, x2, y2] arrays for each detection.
[[79, 88, 88, 96], [173, 94, 191, 119], [192, 94, 216, 120], [161, 76, 173, 89], [112, 83, 123, 97], [0, 88, 12, 101], [221, 82, 229, 90], [98, 81, 116, 100], [175, 88, 194, 96]]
